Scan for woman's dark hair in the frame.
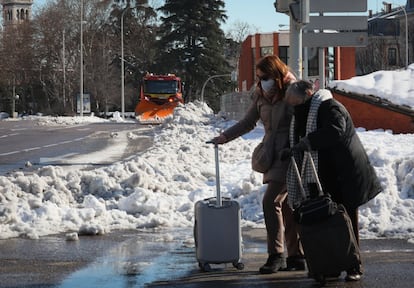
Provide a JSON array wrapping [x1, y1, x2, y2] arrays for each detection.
[[286, 80, 314, 101]]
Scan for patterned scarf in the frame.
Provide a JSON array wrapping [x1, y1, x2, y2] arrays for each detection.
[[287, 89, 333, 209]]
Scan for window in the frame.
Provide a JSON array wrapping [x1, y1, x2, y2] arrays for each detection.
[[388, 48, 397, 66], [144, 80, 178, 94], [260, 47, 274, 57], [278, 46, 289, 65], [308, 49, 319, 77]]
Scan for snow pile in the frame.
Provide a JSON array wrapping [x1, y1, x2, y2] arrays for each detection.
[[1, 101, 414, 240], [11, 112, 135, 126], [328, 64, 414, 109], [355, 129, 414, 238]]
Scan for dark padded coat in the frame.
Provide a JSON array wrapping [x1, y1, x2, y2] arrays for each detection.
[[294, 98, 382, 210]]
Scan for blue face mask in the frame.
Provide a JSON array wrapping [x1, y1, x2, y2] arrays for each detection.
[[260, 79, 275, 92]]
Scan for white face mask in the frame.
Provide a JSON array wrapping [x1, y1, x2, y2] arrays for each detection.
[[260, 79, 275, 93]]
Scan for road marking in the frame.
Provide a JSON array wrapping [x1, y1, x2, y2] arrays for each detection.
[[39, 153, 79, 164], [24, 147, 41, 152], [0, 133, 19, 139], [0, 151, 20, 156], [364, 249, 414, 253], [0, 136, 87, 156], [11, 128, 28, 131], [43, 143, 59, 148]]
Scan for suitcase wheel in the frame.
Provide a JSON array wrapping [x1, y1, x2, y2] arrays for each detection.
[[233, 261, 244, 270], [199, 262, 211, 272], [314, 274, 326, 286]]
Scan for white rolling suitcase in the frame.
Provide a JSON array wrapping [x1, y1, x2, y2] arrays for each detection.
[[194, 142, 244, 272]]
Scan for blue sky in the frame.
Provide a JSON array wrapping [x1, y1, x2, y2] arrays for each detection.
[[33, 0, 407, 33], [222, 0, 407, 33]]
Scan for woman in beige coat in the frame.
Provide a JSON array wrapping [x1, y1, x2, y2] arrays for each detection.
[[211, 55, 304, 274]]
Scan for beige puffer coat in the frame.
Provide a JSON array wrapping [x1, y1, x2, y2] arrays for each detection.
[[222, 93, 293, 183]]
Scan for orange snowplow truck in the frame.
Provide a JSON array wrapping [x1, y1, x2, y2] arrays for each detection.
[[135, 73, 184, 123]]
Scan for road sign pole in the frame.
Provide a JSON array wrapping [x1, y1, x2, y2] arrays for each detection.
[[288, 0, 309, 78], [318, 47, 325, 88], [289, 19, 303, 78]]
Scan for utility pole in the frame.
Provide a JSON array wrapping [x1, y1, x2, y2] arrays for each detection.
[[289, 17, 303, 78], [80, 0, 84, 116], [275, 0, 310, 78], [62, 29, 66, 109]]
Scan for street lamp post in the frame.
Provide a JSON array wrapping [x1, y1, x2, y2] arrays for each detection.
[[401, 6, 409, 69], [200, 74, 232, 102], [120, 3, 149, 119], [120, 7, 127, 119], [63, 29, 66, 109], [12, 78, 18, 118], [80, 0, 84, 116]]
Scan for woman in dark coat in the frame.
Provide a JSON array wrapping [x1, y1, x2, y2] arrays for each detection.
[[284, 80, 382, 281]]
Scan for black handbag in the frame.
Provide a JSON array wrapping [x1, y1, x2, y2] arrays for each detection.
[[291, 152, 338, 225], [294, 194, 338, 225]]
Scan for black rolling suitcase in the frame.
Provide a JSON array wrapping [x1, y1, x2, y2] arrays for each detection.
[[194, 142, 244, 272], [291, 153, 361, 285]]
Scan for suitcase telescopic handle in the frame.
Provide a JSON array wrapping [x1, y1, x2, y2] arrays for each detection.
[[291, 156, 307, 199], [206, 141, 222, 207]]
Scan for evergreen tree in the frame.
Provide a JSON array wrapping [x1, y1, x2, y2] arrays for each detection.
[[156, 0, 231, 111]]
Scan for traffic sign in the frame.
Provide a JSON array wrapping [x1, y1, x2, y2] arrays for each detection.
[[302, 32, 368, 47], [302, 1, 368, 47], [306, 16, 368, 31], [310, 0, 367, 12]]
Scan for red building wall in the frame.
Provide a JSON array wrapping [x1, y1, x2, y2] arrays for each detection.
[[238, 35, 253, 92], [237, 33, 414, 134], [332, 91, 414, 133], [334, 47, 356, 80]]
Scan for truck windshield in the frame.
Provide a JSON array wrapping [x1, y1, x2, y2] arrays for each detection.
[[144, 80, 178, 94]]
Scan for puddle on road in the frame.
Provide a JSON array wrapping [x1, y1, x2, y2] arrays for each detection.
[[59, 230, 197, 287]]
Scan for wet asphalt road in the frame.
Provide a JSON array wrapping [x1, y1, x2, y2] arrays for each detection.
[[0, 228, 413, 288], [0, 120, 153, 175]]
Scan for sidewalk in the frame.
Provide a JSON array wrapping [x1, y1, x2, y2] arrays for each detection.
[[147, 228, 414, 288], [0, 228, 413, 287]]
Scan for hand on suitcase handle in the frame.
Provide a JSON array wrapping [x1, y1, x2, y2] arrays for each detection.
[[293, 137, 311, 152], [207, 134, 227, 145]]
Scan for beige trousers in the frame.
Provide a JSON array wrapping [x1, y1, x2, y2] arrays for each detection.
[[263, 181, 304, 257]]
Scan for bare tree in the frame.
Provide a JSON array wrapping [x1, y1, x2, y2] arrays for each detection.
[[0, 21, 36, 115], [356, 37, 389, 75], [225, 20, 258, 43]]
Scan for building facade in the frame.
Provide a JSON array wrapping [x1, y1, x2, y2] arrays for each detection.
[[356, 1, 414, 74], [1, 0, 33, 27], [231, 30, 413, 133], [237, 31, 356, 92]]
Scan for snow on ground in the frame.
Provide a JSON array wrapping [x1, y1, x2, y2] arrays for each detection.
[[328, 64, 414, 109], [21, 111, 136, 126], [1, 102, 414, 241]]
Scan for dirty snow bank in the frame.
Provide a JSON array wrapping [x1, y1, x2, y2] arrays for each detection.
[[0, 102, 414, 240]]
